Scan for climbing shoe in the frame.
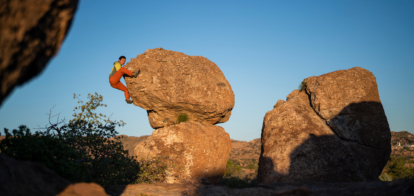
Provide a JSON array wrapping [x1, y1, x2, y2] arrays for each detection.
[[126, 99, 133, 104], [132, 69, 141, 78]]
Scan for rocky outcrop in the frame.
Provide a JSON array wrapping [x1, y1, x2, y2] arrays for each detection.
[[0, 0, 78, 107], [124, 48, 235, 129], [134, 122, 232, 184], [304, 67, 390, 149], [0, 153, 108, 196], [258, 67, 391, 183], [57, 183, 109, 196]]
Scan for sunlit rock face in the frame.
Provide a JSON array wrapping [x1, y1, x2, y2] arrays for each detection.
[[134, 122, 232, 184], [0, 0, 79, 106], [258, 67, 391, 183], [124, 48, 235, 129]]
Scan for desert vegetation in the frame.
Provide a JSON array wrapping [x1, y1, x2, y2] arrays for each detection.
[[380, 156, 414, 181], [177, 113, 189, 124], [0, 93, 166, 187], [378, 131, 414, 181], [220, 160, 258, 188], [298, 80, 307, 91]]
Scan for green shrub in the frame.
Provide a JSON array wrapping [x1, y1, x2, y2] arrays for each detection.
[[224, 160, 235, 176], [298, 80, 306, 91], [381, 156, 414, 180], [177, 113, 188, 123], [0, 93, 141, 187], [224, 160, 244, 177], [135, 156, 168, 184]]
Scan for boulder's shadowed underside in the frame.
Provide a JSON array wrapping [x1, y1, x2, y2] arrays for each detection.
[[0, 0, 79, 106]]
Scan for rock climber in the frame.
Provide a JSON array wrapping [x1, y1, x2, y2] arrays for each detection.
[[109, 56, 140, 104]]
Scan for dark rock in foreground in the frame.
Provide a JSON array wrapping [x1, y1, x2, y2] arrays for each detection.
[[0, 153, 108, 196], [105, 180, 414, 196], [0, 0, 78, 106]]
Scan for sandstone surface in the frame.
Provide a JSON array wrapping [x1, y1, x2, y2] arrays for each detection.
[[273, 100, 285, 108], [0, 0, 78, 106], [124, 48, 235, 129], [57, 183, 109, 196], [258, 67, 391, 183], [0, 153, 108, 196], [134, 122, 232, 184]]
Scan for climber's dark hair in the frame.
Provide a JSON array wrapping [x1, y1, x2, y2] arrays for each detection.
[[119, 56, 126, 60]]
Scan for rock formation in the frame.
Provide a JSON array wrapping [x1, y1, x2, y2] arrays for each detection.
[[127, 48, 235, 184], [0, 153, 108, 196], [134, 122, 232, 184], [0, 0, 78, 107], [124, 48, 235, 129], [57, 183, 109, 196], [258, 67, 391, 183]]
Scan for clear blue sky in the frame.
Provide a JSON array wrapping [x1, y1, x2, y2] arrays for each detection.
[[1, 0, 413, 141]]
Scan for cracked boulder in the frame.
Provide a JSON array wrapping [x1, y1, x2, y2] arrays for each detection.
[[258, 67, 391, 183], [134, 122, 232, 184], [124, 48, 235, 129]]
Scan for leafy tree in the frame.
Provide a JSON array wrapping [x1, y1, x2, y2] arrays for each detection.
[[0, 93, 141, 187]]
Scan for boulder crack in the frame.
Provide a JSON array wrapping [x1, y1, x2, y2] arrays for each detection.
[[305, 90, 376, 149]]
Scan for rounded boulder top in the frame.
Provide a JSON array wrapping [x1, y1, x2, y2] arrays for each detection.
[[125, 48, 235, 129]]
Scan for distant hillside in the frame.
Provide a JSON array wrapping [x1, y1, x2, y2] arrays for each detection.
[[391, 131, 414, 146], [115, 135, 149, 157], [228, 138, 261, 167], [391, 131, 414, 160]]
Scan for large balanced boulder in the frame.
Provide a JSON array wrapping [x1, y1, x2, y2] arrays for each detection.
[[124, 48, 235, 129], [258, 67, 391, 183], [134, 122, 232, 184], [0, 0, 79, 107]]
